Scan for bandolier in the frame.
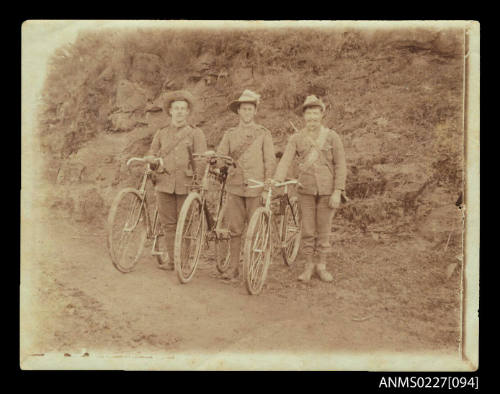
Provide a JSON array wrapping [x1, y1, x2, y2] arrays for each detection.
[[147, 90, 207, 269], [274, 95, 346, 282], [216, 90, 276, 280]]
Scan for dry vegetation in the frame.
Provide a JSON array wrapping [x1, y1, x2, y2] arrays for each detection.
[[38, 27, 464, 238]]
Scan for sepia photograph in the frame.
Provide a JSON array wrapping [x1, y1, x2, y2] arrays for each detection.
[[21, 20, 479, 371]]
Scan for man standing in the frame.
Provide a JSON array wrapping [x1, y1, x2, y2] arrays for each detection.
[[273, 95, 347, 282], [217, 90, 276, 281], [145, 90, 207, 269]]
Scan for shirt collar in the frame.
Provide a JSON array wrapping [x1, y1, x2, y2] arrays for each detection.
[[303, 125, 322, 137], [169, 121, 188, 131], [305, 124, 321, 132], [238, 120, 256, 129]]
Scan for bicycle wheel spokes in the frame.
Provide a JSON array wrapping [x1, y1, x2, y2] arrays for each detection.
[[284, 225, 300, 250], [174, 193, 205, 284], [107, 189, 147, 273], [180, 211, 196, 260], [243, 208, 271, 295], [181, 207, 201, 268], [116, 197, 143, 253], [281, 197, 302, 266], [253, 217, 271, 286], [215, 205, 231, 273], [152, 210, 170, 266]]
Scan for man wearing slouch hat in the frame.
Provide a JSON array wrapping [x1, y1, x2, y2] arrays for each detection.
[[216, 90, 276, 281], [144, 90, 207, 270], [273, 95, 347, 282]]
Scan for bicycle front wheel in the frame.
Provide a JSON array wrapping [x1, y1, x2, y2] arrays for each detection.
[[107, 188, 147, 273], [281, 196, 302, 266], [243, 207, 272, 295], [174, 192, 206, 284]]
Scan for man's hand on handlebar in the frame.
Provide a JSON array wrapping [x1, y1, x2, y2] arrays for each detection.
[[142, 156, 164, 171], [200, 150, 235, 168], [264, 178, 276, 189], [201, 150, 217, 165]]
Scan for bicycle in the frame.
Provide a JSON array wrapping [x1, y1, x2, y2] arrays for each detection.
[[107, 157, 169, 273], [173, 151, 235, 284], [242, 178, 302, 295]]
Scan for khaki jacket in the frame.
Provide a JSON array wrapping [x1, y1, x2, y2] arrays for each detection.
[[217, 122, 276, 197], [274, 126, 347, 196], [149, 123, 207, 194]]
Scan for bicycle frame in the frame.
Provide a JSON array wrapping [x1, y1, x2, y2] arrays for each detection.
[[126, 159, 165, 256], [172, 152, 235, 282], [190, 154, 233, 239], [248, 179, 300, 251]]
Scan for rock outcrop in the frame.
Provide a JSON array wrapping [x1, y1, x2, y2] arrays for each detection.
[[37, 28, 465, 245]]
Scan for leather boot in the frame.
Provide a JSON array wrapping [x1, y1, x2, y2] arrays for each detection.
[[298, 254, 315, 282], [316, 254, 333, 282], [222, 237, 241, 280]]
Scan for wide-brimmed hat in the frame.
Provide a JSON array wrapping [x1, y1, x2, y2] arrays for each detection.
[[302, 95, 326, 113], [228, 89, 261, 114], [163, 90, 196, 113]]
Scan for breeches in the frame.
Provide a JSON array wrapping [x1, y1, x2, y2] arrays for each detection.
[[298, 193, 335, 256], [156, 192, 187, 258], [156, 192, 187, 232], [226, 194, 261, 238]]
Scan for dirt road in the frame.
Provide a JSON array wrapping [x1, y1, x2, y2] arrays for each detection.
[[21, 208, 461, 368]]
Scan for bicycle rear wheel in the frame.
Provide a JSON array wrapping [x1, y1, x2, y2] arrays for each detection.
[[281, 196, 302, 266], [215, 203, 231, 273], [107, 188, 147, 273], [243, 207, 272, 295], [174, 192, 206, 284]]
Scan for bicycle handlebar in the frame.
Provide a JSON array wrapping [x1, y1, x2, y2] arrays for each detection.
[[126, 157, 164, 168], [193, 151, 235, 166], [246, 178, 299, 189]]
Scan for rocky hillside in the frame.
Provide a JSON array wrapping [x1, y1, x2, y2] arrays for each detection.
[[36, 26, 464, 251]]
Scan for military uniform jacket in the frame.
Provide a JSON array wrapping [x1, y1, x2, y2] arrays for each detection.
[[274, 126, 347, 196], [149, 123, 207, 194], [217, 123, 276, 197]]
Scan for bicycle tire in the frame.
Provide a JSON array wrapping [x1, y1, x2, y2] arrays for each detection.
[[107, 188, 147, 273], [215, 203, 231, 273], [174, 192, 206, 284], [281, 196, 302, 266], [243, 207, 272, 295]]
